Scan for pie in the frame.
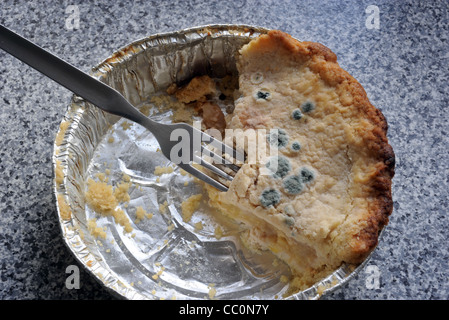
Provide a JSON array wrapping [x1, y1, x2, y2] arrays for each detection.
[[173, 30, 395, 293]]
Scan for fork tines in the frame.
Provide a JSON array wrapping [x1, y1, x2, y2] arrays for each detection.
[[194, 134, 245, 182]]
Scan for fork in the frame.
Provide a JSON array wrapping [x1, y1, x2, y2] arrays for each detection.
[[0, 24, 243, 192]]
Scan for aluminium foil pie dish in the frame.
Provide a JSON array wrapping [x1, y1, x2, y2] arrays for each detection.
[[52, 24, 394, 300]]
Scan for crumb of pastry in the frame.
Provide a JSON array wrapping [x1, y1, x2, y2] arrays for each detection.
[[55, 160, 64, 185], [152, 264, 165, 280], [194, 221, 203, 231], [214, 225, 223, 240], [114, 181, 131, 203], [174, 75, 216, 103], [159, 200, 169, 214], [87, 218, 107, 239], [316, 284, 326, 296], [208, 284, 217, 299], [172, 104, 196, 123], [120, 121, 132, 130], [139, 104, 151, 116], [135, 206, 147, 223], [154, 165, 174, 175], [95, 172, 108, 183], [149, 94, 186, 116], [85, 178, 133, 234], [181, 194, 202, 222], [112, 208, 133, 233], [55, 121, 69, 146], [85, 178, 118, 214], [57, 194, 72, 220]]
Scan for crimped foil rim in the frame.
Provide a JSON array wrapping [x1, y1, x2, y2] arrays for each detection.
[[52, 24, 378, 300]]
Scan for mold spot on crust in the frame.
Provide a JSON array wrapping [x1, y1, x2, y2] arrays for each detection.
[[301, 101, 315, 113], [266, 155, 291, 179], [260, 188, 281, 208], [291, 141, 301, 151], [282, 175, 304, 195], [292, 109, 303, 120], [267, 128, 289, 148], [300, 167, 315, 183], [254, 89, 272, 101]]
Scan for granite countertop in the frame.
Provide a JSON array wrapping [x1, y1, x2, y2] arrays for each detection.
[[1, 0, 448, 300]]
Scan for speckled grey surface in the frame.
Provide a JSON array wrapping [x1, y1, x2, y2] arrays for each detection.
[[1, 0, 448, 300]]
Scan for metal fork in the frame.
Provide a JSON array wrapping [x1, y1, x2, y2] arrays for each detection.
[[0, 24, 243, 191]]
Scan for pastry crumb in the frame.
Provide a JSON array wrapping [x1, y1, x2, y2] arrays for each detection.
[[84, 178, 133, 235], [55, 121, 69, 146], [135, 206, 147, 223], [87, 218, 107, 239], [214, 225, 223, 240], [181, 194, 202, 222], [208, 284, 217, 299], [159, 200, 169, 214], [154, 165, 174, 175], [194, 221, 203, 231], [55, 160, 64, 185], [120, 121, 132, 130], [174, 75, 216, 103], [57, 194, 72, 220]]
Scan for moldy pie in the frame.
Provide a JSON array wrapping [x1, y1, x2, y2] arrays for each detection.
[[203, 30, 395, 292]]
